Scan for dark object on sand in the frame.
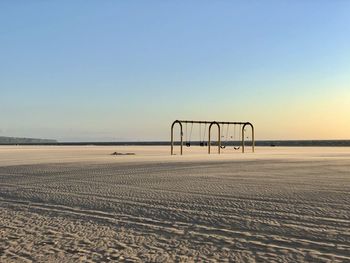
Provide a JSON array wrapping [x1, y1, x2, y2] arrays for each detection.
[[111, 152, 135, 156]]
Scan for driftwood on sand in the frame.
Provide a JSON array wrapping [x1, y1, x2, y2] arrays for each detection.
[[111, 152, 135, 156]]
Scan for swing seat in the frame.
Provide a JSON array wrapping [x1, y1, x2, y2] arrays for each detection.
[[220, 145, 226, 149], [234, 146, 240, 150], [186, 142, 191, 147], [199, 142, 204, 147]]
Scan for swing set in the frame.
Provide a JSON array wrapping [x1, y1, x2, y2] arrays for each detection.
[[170, 120, 254, 155]]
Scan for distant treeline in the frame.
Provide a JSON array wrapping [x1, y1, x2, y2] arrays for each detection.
[[252, 140, 350, 147], [0, 136, 57, 144], [1, 140, 350, 147]]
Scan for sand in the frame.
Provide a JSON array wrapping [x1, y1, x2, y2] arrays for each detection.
[[0, 146, 350, 262]]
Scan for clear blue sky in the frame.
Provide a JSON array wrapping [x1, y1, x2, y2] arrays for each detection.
[[1, 1, 349, 141]]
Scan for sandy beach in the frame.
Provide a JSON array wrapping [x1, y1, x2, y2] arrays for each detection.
[[0, 146, 350, 262]]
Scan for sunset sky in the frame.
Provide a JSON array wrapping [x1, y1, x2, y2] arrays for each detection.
[[1, 1, 349, 141]]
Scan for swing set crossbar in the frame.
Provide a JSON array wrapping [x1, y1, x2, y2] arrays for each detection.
[[177, 120, 247, 125]]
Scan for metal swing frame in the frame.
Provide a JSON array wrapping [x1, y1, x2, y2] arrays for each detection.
[[170, 120, 255, 155]]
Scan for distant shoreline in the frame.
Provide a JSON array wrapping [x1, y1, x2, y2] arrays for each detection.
[[1, 140, 350, 147]]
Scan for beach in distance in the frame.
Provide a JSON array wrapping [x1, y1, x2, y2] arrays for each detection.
[[0, 146, 349, 262]]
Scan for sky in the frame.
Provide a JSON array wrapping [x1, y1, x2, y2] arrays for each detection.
[[1, 1, 350, 141]]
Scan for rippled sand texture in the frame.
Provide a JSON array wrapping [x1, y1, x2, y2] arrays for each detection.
[[0, 146, 350, 262]]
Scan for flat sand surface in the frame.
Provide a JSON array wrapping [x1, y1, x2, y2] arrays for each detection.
[[0, 146, 350, 262]]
